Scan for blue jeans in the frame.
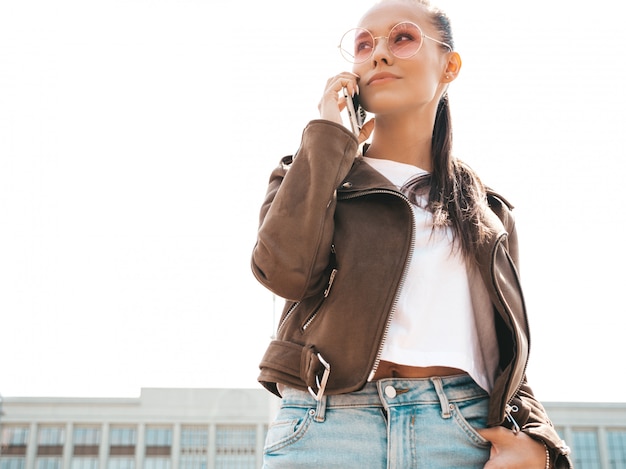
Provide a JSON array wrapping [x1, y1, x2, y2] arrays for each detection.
[[263, 374, 491, 469]]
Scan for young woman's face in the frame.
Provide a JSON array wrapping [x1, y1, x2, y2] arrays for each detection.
[[352, 0, 453, 116]]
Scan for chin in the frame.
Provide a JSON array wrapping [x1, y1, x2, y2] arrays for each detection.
[[361, 91, 404, 114], [363, 100, 402, 116], [361, 95, 390, 114]]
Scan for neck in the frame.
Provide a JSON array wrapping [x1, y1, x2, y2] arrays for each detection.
[[364, 111, 435, 172]]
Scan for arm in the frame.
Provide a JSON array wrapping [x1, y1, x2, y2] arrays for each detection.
[[251, 120, 358, 300], [505, 379, 572, 468], [484, 194, 573, 468], [480, 385, 572, 468], [251, 72, 374, 301]]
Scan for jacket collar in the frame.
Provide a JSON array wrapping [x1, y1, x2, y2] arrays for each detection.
[[339, 157, 509, 267], [338, 156, 407, 194]]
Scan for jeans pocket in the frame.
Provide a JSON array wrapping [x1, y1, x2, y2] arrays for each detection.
[[264, 407, 315, 454], [450, 397, 491, 448]]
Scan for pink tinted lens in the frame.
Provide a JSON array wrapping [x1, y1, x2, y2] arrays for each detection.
[[340, 28, 374, 63], [388, 22, 422, 58]]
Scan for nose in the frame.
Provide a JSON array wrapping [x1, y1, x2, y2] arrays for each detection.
[[371, 36, 392, 66]]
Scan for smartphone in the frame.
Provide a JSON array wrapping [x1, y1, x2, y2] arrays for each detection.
[[343, 87, 366, 135]]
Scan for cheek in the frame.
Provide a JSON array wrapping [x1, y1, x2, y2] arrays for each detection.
[[353, 63, 367, 85], [407, 62, 445, 95]]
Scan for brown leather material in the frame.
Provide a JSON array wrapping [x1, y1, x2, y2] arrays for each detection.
[[251, 120, 572, 467]]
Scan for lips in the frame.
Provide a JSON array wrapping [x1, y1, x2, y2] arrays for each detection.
[[367, 72, 400, 85]]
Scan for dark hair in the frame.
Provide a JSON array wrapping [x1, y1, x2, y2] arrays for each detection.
[[403, 2, 492, 260]]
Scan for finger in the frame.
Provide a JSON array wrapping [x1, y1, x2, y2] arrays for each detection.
[[327, 72, 360, 96], [319, 73, 359, 123], [357, 118, 375, 144], [338, 96, 347, 112], [478, 426, 506, 443]]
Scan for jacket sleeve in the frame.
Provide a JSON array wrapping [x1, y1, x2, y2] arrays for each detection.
[[251, 120, 358, 301], [508, 379, 573, 468], [492, 195, 573, 468]]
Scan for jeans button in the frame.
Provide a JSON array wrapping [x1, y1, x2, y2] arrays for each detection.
[[384, 385, 397, 398]]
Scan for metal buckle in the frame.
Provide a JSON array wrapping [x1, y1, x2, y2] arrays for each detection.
[[307, 353, 331, 401], [505, 404, 521, 434]]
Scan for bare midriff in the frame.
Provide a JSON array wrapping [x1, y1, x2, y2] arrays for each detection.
[[373, 360, 466, 380]]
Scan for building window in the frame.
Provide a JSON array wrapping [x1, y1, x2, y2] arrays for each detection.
[[1, 427, 28, 469], [180, 427, 207, 469], [215, 426, 256, 469], [1, 427, 29, 448], [0, 459, 25, 469], [572, 429, 601, 469], [1, 426, 29, 466], [179, 453, 205, 469], [109, 427, 135, 457], [74, 428, 100, 447], [145, 428, 171, 451], [73, 427, 100, 459], [38, 428, 64, 447], [109, 428, 135, 447], [144, 427, 171, 469], [108, 426, 135, 469], [106, 458, 134, 469], [143, 459, 169, 469], [37, 427, 64, 459], [70, 458, 98, 469], [180, 428, 207, 450], [35, 458, 62, 469], [608, 430, 626, 469]]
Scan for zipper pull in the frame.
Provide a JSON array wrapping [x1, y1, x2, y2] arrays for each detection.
[[505, 404, 521, 434], [324, 269, 338, 298]]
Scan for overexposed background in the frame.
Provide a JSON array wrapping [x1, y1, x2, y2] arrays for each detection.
[[1, 0, 624, 402]]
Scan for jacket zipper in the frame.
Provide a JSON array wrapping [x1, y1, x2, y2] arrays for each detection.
[[342, 189, 529, 411], [371, 190, 415, 379], [302, 267, 338, 331], [276, 298, 326, 335], [338, 188, 416, 381], [277, 245, 338, 335], [276, 301, 299, 336]]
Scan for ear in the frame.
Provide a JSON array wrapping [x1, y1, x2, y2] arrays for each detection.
[[442, 51, 462, 83]]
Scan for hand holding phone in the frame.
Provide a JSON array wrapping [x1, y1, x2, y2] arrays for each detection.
[[343, 87, 366, 136]]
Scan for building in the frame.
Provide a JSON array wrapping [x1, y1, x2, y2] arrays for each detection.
[[0, 389, 275, 469], [545, 402, 626, 469], [1, 388, 625, 469]]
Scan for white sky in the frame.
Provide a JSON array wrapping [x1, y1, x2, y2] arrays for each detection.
[[1, 0, 624, 403]]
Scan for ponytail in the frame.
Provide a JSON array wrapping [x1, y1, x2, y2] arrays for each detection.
[[404, 95, 491, 260], [400, 1, 492, 260]]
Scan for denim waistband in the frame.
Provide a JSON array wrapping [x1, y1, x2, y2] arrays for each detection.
[[280, 374, 488, 409]]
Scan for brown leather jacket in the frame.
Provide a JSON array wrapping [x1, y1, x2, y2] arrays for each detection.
[[251, 120, 572, 468]]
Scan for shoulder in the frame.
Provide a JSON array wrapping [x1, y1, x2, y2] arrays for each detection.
[[486, 187, 514, 211], [485, 187, 516, 232]]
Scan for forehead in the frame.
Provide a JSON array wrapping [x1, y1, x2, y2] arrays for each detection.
[[358, 1, 432, 33]]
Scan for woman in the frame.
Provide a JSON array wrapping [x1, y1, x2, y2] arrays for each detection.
[[251, 0, 573, 467]]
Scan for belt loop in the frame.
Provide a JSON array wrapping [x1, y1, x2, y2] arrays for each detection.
[[314, 395, 327, 423], [431, 377, 452, 419]]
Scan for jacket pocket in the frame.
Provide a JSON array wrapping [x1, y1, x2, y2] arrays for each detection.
[[301, 266, 337, 331], [300, 295, 326, 332]]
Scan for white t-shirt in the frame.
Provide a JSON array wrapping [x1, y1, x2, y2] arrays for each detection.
[[363, 156, 496, 393]]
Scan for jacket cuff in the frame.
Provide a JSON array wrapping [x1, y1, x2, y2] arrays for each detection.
[[526, 431, 572, 469]]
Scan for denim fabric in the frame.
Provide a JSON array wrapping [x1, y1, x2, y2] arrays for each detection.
[[263, 374, 491, 469]]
